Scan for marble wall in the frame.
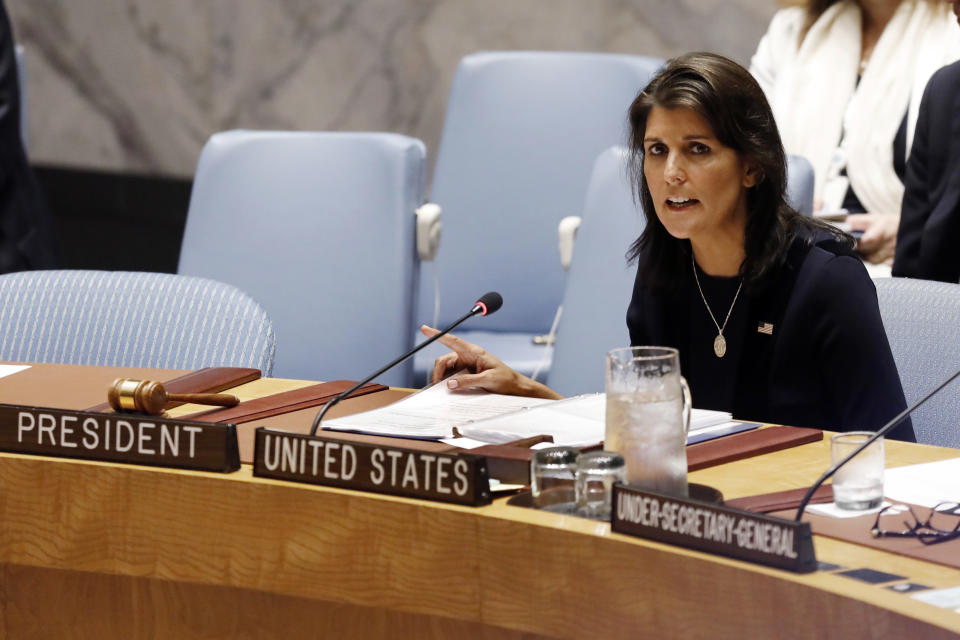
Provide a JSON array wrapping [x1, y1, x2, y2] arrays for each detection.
[[7, 0, 779, 179]]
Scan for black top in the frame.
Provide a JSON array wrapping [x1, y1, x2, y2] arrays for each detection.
[[688, 266, 745, 412], [627, 229, 915, 441], [0, 1, 57, 273], [893, 60, 960, 283]]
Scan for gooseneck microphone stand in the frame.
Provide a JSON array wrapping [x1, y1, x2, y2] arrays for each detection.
[[309, 292, 503, 436]]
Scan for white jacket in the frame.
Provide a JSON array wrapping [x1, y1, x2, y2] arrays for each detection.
[[750, 1, 960, 214]]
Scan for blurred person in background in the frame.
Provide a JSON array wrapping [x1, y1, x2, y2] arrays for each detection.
[[892, 0, 960, 281], [0, 0, 57, 273], [750, 0, 959, 267]]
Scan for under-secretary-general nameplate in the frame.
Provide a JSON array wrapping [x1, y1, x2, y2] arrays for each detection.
[[612, 484, 817, 573]]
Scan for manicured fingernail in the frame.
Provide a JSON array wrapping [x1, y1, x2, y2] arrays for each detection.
[[447, 379, 459, 389]]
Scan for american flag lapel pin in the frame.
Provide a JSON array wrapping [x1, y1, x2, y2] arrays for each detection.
[[757, 321, 774, 335]]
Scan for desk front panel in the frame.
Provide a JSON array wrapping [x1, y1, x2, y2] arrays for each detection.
[[0, 364, 957, 638], [0, 447, 956, 638]]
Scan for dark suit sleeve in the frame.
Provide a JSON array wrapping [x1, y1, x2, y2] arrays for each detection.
[[893, 73, 933, 278], [810, 255, 914, 441], [0, 0, 58, 272], [627, 266, 649, 346], [0, 3, 17, 194], [893, 63, 960, 282]]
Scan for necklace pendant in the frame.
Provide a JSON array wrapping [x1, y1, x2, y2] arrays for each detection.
[[713, 334, 727, 358]]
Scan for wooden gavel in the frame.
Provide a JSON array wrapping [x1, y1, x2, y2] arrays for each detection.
[[107, 378, 240, 416]]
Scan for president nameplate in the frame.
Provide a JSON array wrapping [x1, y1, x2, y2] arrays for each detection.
[[253, 427, 492, 506], [0, 403, 241, 472], [612, 484, 817, 573]]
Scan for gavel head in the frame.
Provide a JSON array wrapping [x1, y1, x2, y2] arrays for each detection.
[[107, 378, 169, 415]]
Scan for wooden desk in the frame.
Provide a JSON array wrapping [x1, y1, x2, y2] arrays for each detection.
[[0, 365, 958, 638]]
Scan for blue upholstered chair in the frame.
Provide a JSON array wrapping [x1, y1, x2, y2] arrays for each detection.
[[413, 52, 663, 385], [786, 154, 815, 216], [547, 147, 645, 397], [178, 131, 426, 386], [874, 277, 960, 449], [0, 270, 275, 373]]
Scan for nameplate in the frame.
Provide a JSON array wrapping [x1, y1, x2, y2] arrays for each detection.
[[611, 484, 817, 573], [0, 403, 240, 472], [252, 427, 492, 506]]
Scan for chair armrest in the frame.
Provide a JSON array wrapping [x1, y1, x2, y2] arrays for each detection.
[[558, 215, 581, 271]]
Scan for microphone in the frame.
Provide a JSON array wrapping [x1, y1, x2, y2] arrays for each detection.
[[308, 291, 503, 436], [794, 367, 960, 521], [471, 290, 503, 316]]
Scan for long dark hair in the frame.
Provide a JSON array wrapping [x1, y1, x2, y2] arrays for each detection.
[[626, 51, 849, 291]]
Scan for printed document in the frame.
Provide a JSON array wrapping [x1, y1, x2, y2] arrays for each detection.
[[324, 382, 741, 446], [322, 383, 552, 439], [458, 395, 742, 447], [883, 457, 960, 507]]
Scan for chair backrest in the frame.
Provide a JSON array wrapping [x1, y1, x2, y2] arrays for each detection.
[[178, 131, 426, 386], [0, 270, 275, 373], [548, 147, 645, 397], [786, 154, 814, 216], [874, 277, 960, 448], [420, 51, 662, 334]]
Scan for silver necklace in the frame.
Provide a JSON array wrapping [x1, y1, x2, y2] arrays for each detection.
[[691, 253, 743, 358]]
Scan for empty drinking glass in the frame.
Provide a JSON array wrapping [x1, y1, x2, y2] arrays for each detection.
[[530, 446, 578, 513], [575, 450, 626, 520], [831, 431, 884, 510]]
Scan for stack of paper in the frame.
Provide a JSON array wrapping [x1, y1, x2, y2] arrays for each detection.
[[459, 396, 747, 447], [690, 409, 733, 431], [322, 383, 552, 439], [882, 458, 960, 507], [458, 394, 607, 447], [324, 384, 756, 447]]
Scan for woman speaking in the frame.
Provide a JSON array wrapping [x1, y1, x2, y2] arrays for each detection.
[[422, 53, 915, 441]]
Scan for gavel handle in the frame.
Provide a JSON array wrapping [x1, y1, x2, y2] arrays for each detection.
[[166, 393, 240, 408]]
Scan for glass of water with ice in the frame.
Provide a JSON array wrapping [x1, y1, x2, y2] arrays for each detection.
[[604, 347, 691, 498]]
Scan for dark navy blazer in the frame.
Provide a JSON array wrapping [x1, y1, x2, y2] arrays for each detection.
[[894, 61, 960, 283], [0, 1, 57, 273], [628, 232, 915, 441]]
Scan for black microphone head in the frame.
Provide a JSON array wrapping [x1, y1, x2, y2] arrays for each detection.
[[473, 291, 503, 316]]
